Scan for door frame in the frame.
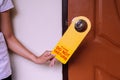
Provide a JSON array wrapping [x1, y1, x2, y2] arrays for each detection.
[[62, 0, 68, 80]]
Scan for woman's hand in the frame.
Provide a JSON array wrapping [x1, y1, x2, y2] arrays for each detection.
[[35, 50, 54, 64]]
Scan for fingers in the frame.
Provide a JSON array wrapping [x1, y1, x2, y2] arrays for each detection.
[[43, 50, 51, 56], [48, 54, 55, 61], [37, 50, 56, 65], [44, 50, 55, 59]]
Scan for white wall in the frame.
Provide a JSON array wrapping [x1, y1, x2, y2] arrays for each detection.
[[11, 0, 62, 80]]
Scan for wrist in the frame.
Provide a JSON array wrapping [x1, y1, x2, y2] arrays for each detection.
[[32, 55, 43, 64], [30, 55, 38, 63]]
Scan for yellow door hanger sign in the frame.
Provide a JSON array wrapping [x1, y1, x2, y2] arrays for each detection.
[[51, 16, 91, 64]]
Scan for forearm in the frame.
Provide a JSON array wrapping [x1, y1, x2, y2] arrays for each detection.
[[6, 35, 37, 63], [1, 10, 37, 63], [1, 10, 54, 65]]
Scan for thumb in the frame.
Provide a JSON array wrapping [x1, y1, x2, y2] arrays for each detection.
[[49, 58, 57, 67]]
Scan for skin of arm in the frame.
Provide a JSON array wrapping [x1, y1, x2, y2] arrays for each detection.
[[0, 10, 54, 64]]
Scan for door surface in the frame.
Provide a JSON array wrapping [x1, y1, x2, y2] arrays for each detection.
[[67, 0, 120, 80]]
